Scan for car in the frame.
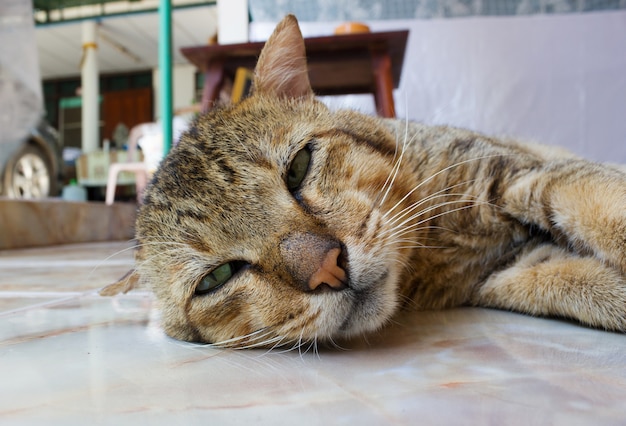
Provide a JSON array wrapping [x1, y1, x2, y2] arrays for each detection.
[[1, 120, 64, 199]]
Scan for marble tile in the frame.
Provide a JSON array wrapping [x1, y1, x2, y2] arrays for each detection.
[[1, 242, 625, 424], [0, 241, 135, 295]]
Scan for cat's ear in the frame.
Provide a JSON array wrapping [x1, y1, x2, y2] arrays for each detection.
[[99, 269, 141, 296], [253, 14, 313, 99]]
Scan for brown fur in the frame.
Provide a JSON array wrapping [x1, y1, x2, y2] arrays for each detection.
[[102, 15, 626, 348]]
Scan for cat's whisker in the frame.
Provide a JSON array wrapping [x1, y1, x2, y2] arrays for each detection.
[[374, 122, 404, 206], [246, 330, 295, 349], [384, 225, 456, 241], [307, 337, 318, 358], [264, 336, 304, 354], [386, 203, 496, 243], [87, 240, 141, 282], [290, 338, 306, 354], [262, 336, 297, 353], [311, 335, 320, 359], [297, 328, 308, 358], [378, 122, 418, 203], [95, 239, 139, 260], [375, 128, 402, 205], [380, 179, 475, 223], [131, 238, 188, 247], [388, 257, 416, 277], [385, 226, 458, 248], [91, 239, 187, 283], [207, 327, 275, 349], [382, 198, 494, 241], [387, 201, 489, 238], [392, 195, 500, 230], [360, 332, 372, 348], [383, 191, 479, 232], [397, 293, 422, 311], [99, 241, 196, 292], [326, 335, 349, 351], [381, 154, 511, 219], [383, 180, 478, 227], [384, 235, 433, 248], [138, 247, 192, 266], [242, 335, 290, 350], [376, 124, 416, 208], [395, 244, 450, 250], [385, 235, 451, 250], [130, 240, 193, 264], [130, 239, 224, 288]]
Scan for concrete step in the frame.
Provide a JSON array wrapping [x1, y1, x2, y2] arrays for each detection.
[[0, 198, 136, 250]]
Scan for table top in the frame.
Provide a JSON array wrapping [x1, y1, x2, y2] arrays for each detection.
[[181, 30, 409, 96]]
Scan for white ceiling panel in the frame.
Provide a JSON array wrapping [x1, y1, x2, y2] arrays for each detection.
[[36, 5, 218, 79]]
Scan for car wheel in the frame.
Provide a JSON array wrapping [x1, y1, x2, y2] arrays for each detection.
[[2, 144, 55, 199]]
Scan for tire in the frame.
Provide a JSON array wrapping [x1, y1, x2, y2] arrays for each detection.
[[2, 144, 56, 199]]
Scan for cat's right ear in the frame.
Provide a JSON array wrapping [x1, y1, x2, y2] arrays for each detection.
[[99, 269, 140, 296], [253, 14, 313, 99]]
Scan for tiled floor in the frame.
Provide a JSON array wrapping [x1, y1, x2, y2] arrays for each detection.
[[1, 241, 625, 424]]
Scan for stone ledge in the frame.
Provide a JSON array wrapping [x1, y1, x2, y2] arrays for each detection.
[[0, 198, 136, 250]]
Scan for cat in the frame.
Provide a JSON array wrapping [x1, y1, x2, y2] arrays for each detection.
[[101, 15, 626, 349]]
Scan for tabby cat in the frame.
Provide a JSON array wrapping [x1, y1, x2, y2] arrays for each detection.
[[102, 15, 626, 349]]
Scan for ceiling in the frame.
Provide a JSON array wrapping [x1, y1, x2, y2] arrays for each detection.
[[35, 4, 219, 79]]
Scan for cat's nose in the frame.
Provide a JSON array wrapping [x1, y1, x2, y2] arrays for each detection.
[[308, 247, 347, 291], [279, 232, 348, 292]]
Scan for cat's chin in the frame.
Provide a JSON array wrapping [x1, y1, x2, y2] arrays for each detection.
[[329, 268, 400, 340]]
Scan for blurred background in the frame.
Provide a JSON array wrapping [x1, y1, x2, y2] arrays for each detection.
[[1, 0, 625, 204]]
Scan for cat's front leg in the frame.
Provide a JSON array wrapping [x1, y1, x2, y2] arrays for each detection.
[[471, 243, 626, 331], [502, 160, 626, 275]]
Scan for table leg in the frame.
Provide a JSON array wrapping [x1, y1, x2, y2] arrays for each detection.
[[370, 49, 396, 118], [201, 60, 225, 113]]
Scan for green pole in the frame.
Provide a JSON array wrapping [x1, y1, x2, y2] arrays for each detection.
[[159, 0, 173, 156]]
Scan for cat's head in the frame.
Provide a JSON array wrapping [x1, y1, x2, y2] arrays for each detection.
[[105, 15, 416, 348]]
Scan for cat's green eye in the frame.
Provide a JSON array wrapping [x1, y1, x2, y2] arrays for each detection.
[[196, 263, 234, 295], [286, 147, 311, 191]]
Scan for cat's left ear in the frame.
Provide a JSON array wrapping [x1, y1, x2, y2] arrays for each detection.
[[253, 14, 313, 99]]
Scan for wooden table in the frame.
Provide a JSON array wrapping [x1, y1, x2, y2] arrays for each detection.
[[181, 30, 409, 118]]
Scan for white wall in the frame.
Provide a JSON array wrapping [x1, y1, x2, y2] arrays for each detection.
[[251, 11, 626, 164]]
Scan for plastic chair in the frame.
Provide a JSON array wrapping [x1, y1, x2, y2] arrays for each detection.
[[104, 162, 149, 205], [104, 123, 158, 205], [105, 116, 191, 205]]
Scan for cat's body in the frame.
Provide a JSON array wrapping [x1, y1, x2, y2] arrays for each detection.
[[103, 15, 626, 348]]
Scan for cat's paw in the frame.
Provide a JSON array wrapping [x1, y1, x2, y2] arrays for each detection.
[[588, 201, 626, 277], [473, 244, 626, 333], [549, 165, 626, 276], [582, 272, 626, 333]]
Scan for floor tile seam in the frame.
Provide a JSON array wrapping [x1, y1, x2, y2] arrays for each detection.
[[0, 290, 152, 298], [0, 293, 87, 319], [0, 290, 154, 318], [0, 291, 88, 298]]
